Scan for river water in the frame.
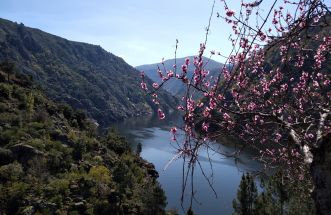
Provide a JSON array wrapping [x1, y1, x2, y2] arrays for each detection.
[[112, 113, 262, 215]]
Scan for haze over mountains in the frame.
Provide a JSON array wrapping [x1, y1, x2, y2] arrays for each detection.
[[0, 18, 177, 126], [136, 57, 224, 96]]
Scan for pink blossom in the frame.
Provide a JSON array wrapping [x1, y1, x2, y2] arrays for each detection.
[[247, 102, 257, 111], [170, 127, 177, 134], [181, 64, 188, 73], [223, 113, 231, 121], [226, 9, 235, 17], [275, 133, 282, 142], [167, 70, 174, 78], [140, 82, 147, 91], [158, 108, 165, 120], [202, 122, 209, 132], [185, 57, 190, 65], [152, 83, 159, 88], [203, 107, 211, 118], [177, 105, 185, 111]]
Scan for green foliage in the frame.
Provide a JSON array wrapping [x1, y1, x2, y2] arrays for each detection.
[[102, 130, 130, 155], [48, 178, 70, 195], [232, 173, 258, 215], [0, 162, 23, 181], [0, 64, 167, 215], [0, 59, 15, 82], [88, 165, 111, 183], [0, 83, 12, 98], [233, 171, 315, 215]]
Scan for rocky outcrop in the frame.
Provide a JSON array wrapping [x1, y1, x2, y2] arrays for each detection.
[[137, 159, 159, 178], [0, 147, 14, 165], [311, 133, 331, 215], [9, 144, 44, 163]]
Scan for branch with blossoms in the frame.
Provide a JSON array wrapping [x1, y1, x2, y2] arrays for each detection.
[[140, 0, 330, 210]]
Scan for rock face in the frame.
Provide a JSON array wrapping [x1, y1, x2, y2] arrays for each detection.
[[137, 159, 159, 178], [0, 148, 14, 165], [311, 133, 331, 215], [9, 144, 44, 163]]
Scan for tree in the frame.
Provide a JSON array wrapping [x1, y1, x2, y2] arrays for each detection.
[[136, 142, 142, 156], [232, 173, 258, 215], [0, 59, 15, 82], [141, 0, 331, 213], [236, 171, 316, 215], [186, 207, 195, 215]]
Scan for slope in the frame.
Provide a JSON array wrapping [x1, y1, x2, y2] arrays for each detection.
[[136, 56, 224, 97], [0, 18, 177, 126], [0, 64, 167, 214]]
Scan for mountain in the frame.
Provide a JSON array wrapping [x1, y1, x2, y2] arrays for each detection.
[[0, 18, 178, 126], [136, 56, 224, 97], [0, 66, 166, 214]]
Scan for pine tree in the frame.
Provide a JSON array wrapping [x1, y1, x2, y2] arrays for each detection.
[[136, 142, 142, 156], [0, 59, 15, 82], [232, 173, 258, 215], [240, 171, 316, 215], [186, 207, 195, 215]]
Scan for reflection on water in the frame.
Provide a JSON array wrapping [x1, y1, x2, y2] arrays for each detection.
[[111, 113, 262, 215]]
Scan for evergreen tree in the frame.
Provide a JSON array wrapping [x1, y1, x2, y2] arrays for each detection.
[[232, 173, 258, 215], [136, 142, 142, 156], [186, 207, 195, 215], [234, 171, 315, 215], [0, 60, 15, 82]]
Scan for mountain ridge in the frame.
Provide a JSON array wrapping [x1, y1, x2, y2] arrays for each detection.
[[136, 56, 224, 96], [0, 18, 178, 126]]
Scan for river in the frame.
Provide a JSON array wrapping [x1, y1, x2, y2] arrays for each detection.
[[112, 113, 263, 215]]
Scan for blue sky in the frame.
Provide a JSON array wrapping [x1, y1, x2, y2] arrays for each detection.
[[1, 0, 236, 66], [1, 0, 327, 66]]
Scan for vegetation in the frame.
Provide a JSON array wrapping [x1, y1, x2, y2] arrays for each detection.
[[147, 0, 330, 212], [0, 18, 178, 127], [0, 64, 167, 214], [232, 174, 258, 215], [233, 172, 315, 215]]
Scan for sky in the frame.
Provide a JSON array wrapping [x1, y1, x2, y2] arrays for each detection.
[[0, 0, 236, 66], [0, 0, 314, 66]]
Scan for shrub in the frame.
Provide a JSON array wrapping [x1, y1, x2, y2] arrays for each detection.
[[0, 162, 23, 181], [88, 165, 111, 184], [0, 83, 11, 99]]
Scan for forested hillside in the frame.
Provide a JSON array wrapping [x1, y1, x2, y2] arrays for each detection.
[[0, 18, 177, 126], [0, 64, 167, 214]]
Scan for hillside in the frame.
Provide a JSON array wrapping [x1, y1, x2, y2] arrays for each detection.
[[0, 18, 177, 126], [0, 65, 167, 214], [136, 56, 224, 97]]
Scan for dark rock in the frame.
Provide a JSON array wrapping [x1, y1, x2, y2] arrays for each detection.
[[9, 143, 44, 163], [142, 160, 159, 178], [311, 133, 331, 215], [50, 131, 74, 146], [147, 168, 159, 178], [0, 147, 14, 165]]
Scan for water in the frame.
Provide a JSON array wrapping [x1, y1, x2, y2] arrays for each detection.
[[112, 113, 262, 215]]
